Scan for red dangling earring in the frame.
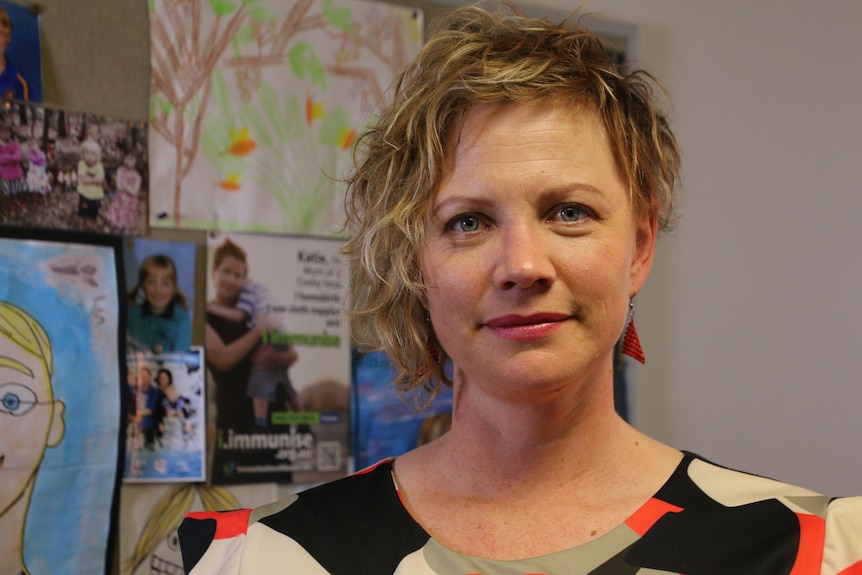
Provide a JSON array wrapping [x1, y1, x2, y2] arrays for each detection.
[[425, 331, 440, 365], [621, 300, 645, 364]]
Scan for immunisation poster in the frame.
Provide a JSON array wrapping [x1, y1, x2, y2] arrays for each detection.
[[0, 228, 123, 575], [147, 0, 423, 236], [206, 232, 350, 484]]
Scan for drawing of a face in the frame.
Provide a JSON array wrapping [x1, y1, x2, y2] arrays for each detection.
[[0, 337, 65, 516], [145, 526, 184, 575]]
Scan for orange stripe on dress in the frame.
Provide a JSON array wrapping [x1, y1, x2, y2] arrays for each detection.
[[185, 508, 253, 540], [838, 559, 862, 575], [353, 457, 395, 476], [625, 498, 683, 537], [789, 513, 825, 575]]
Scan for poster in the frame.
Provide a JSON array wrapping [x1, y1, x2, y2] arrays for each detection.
[[206, 232, 350, 484], [0, 1, 41, 102], [0, 227, 124, 575], [122, 237, 196, 354], [0, 100, 148, 236], [352, 350, 453, 470], [119, 481, 277, 575], [124, 348, 206, 483], [147, 0, 423, 236]]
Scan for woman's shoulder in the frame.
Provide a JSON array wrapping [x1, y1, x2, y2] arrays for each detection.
[[179, 459, 429, 575], [651, 452, 862, 573]]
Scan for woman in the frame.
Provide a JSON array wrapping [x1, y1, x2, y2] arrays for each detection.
[[205, 238, 298, 481], [181, 4, 862, 573]]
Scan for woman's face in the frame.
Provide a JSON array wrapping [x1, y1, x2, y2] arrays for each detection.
[[143, 268, 177, 315], [213, 255, 247, 303], [420, 103, 656, 402], [157, 371, 171, 389]]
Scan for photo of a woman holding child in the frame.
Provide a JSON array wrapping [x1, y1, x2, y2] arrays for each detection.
[[206, 237, 298, 483]]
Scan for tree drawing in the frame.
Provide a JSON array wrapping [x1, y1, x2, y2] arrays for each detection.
[[148, 0, 421, 232]]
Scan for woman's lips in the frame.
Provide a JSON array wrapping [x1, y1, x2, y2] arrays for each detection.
[[483, 313, 570, 340]]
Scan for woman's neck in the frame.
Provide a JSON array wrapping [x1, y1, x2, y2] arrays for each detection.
[[443, 381, 630, 492]]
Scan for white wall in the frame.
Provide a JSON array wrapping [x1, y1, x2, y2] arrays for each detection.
[[555, 0, 862, 495]]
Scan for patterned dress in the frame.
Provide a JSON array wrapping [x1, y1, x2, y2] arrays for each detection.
[[106, 164, 142, 231], [179, 451, 862, 574], [0, 138, 27, 195], [26, 147, 51, 194]]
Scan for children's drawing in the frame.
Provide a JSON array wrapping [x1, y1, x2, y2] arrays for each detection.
[[147, 0, 423, 236], [0, 302, 65, 575], [119, 482, 277, 575], [0, 229, 123, 575]]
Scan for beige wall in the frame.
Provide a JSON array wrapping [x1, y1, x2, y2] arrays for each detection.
[[547, 0, 862, 495]]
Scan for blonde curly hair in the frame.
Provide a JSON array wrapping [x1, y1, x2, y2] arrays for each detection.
[[343, 1, 680, 400]]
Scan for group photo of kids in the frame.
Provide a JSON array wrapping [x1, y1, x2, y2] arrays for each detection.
[[0, 100, 148, 235]]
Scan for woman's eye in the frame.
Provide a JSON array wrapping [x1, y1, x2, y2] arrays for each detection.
[[450, 214, 481, 232], [556, 205, 589, 223]]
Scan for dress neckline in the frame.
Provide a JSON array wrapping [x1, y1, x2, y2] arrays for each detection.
[[381, 451, 696, 566]]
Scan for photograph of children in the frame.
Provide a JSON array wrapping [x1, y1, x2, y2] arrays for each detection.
[[124, 347, 206, 482], [206, 232, 350, 485], [0, 228, 124, 575], [0, 100, 148, 234], [123, 237, 196, 354], [0, 2, 41, 102]]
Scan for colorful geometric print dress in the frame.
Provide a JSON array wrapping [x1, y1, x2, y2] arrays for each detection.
[[179, 452, 862, 574]]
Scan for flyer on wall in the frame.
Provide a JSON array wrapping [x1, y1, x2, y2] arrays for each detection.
[[124, 348, 206, 483], [352, 350, 454, 471], [206, 232, 350, 484]]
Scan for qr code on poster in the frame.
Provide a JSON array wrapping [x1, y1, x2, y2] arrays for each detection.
[[317, 441, 341, 471]]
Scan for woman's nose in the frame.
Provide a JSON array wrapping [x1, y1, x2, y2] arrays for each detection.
[[492, 223, 555, 290]]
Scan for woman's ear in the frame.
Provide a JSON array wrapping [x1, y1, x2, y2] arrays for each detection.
[[630, 212, 658, 292]]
